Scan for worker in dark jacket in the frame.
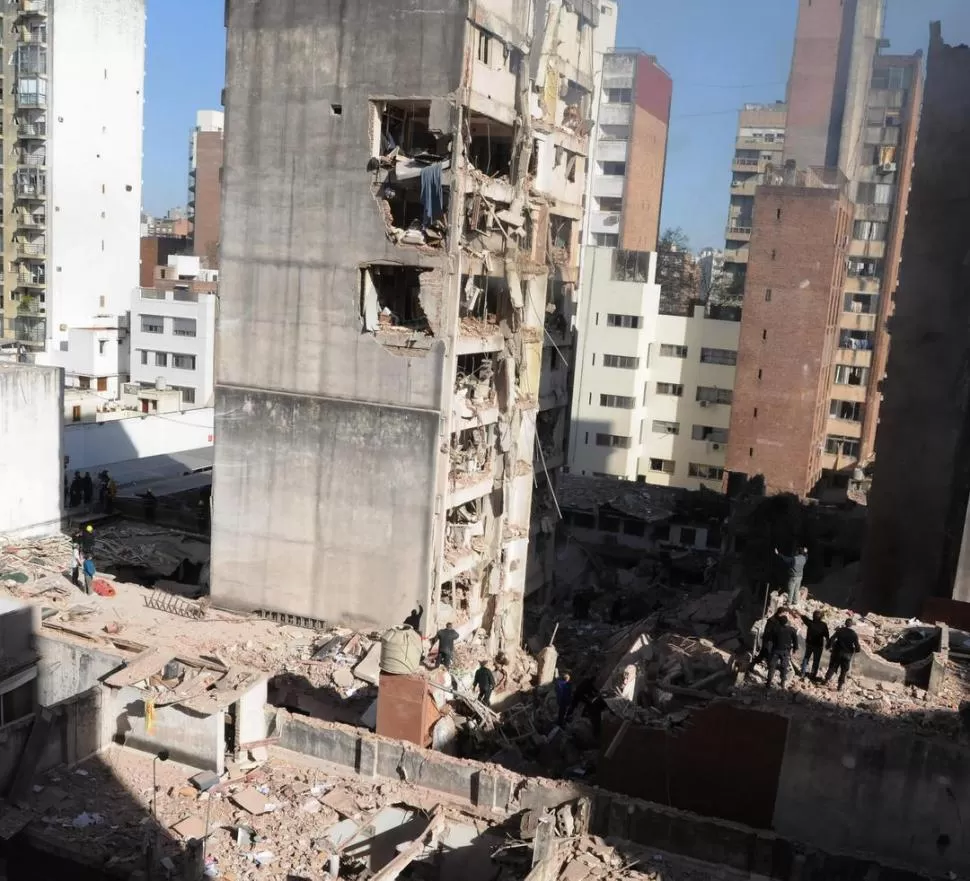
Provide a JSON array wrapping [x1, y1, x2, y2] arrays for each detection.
[[754, 607, 787, 670], [766, 615, 799, 689], [473, 661, 495, 705], [555, 672, 573, 726], [825, 618, 861, 691], [800, 610, 830, 680], [430, 622, 459, 668]]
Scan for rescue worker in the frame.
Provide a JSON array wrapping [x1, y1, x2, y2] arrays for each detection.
[[555, 672, 573, 726], [825, 618, 861, 691], [766, 614, 799, 690], [799, 610, 830, 680], [430, 622, 459, 668], [473, 660, 495, 706]]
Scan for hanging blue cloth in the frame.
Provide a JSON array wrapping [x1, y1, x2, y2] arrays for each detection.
[[420, 162, 444, 225]]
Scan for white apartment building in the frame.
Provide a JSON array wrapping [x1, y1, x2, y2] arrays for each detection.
[[568, 249, 740, 490], [130, 256, 216, 409], [4, 0, 146, 387]]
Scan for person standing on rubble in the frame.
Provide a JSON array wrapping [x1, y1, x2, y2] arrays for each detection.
[[81, 472, 94, 508], [765, 615, 798, 690], [82, 553, 96, 595], [752, 606, 786, 674], [474, 660, 495, 706], [799, 610, 830, 680], [430, 622, 459, 668], [775, 546, 808, 605], [825, 618, 861, 691], [80, 524, 96, 555], [555, 672, 573, 726]]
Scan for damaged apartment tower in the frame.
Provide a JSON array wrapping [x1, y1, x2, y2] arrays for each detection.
[[212, 1, 613, 647]]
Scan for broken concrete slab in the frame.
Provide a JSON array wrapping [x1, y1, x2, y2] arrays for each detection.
[[231, 787, 271, 815], [321, 787, 362, 819], [354, 643, 382, 686], [332, 667, 355, 689], [172, 815, 208, 841]]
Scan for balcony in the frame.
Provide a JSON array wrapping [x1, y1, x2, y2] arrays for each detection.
[[17, 122, 46, 138], [725, 224, 752, 241], [18, 29, 47, 45], [18, 152, 45, 167], [839, 310, 877, 332], [17, 211, 45, 229], [16, 91, 46, 109], [15, 182, 45, 200], [735, 136, 783, 151], [18, 0, 47, 15], [844, 274, 881, 294], [16, 270, 45, 288], [722, 246, 749, 264], [848, 239, 886, 259], [17, 240, 45, 259], [729, 176, 760, 197], [731, 156, 764, 173]]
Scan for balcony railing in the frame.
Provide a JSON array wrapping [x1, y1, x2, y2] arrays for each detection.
[[19, 30, 47, 45], [19, 0, 48, 15], [140, 287, 166, 300], [17, 212, 45, 228], [19, 153, 45, 167], [16, 92, 46, 108], [15, 182, 45, 199], [173, 290, 200, 303], [18, 122, 46, 138], [17, 270, 45, 287], [18, 241, 45, 258]]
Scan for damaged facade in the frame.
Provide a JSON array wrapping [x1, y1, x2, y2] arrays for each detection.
[[212, 1, 613, 644]]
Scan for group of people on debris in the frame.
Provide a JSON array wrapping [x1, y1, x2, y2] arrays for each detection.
[[754, 605, 861, 691], [65, 470, 117, 512]]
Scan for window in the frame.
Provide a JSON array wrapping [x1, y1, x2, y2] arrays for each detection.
[[155, 352, 168, 368], [853, 220, 888, 242], [688, 463, 725, 481], [592, 233, 619, 247], [678, 527, 697, 546], [141, 314, 164, 334], [847, 258, 882, 278], [599, 125, 630, 141], [839, 330, 874, 351], [825, 436, 861, 458], [656, 382, 684, 397], [597, 197, 624, 212], [649, 458, 675, 474], [477, 30, 492, 65], [172, 317, 197, 337], [601, 161, 626, 176], [139, 349, 148, 366], [696, 386, 733, 404], [872, 65, 912, 90], [71, 405, 81, 423], [97, 377, 107, 392], [612, 249, 651, 282], [765, 289, 772, 302], [607, 313, 642, 329], [835, 365, 869, 386], [596, 433, 632, 449], [78, 376, 90, 390], [600, 394, 636, 409], [691, 425, 729, 444], [174, 386, 196, 405], [98, 340, 107, 355], [844, 292, 879, 314], [603, 354, 639, 369], [652, 420, 680, 435], [172, 354, 197, 370], [605, 88, 632, 104], [700, 347, 737, 366], [830, 400, 863, 421], [856, 183, 894, 205], [659, 344, 688, 358]]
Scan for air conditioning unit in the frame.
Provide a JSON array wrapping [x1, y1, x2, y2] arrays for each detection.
[[699, 400, 710, 408], [878, 162, 897, 174], [711, 443, 722, 451]]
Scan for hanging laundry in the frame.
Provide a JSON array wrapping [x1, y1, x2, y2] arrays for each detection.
[[420, 162, 444, 225]]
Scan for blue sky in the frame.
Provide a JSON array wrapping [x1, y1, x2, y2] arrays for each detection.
[[143, 1, 970, 249]]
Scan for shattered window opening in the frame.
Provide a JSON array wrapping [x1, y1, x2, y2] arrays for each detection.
[[612, 250, 651, 282], [459, 274, 517, 327], [360, 265, 432, 336], [467, 115, 514, 178]]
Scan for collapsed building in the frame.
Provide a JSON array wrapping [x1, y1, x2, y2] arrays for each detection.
[[211, 0, 618, 649]]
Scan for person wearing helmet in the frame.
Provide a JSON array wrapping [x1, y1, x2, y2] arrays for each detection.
[[80, 524, 95, 555]]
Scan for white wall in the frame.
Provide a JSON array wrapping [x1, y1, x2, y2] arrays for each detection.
[[0, 365, 62, 537], [569, 248, 660, 479], [130, 288, 216, 408], [63, 407, 213, 471], [48, 0, 145, 339], [41, 321, 125, 394]]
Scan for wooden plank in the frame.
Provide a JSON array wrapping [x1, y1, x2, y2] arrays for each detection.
[[103, 646, 173, 687]]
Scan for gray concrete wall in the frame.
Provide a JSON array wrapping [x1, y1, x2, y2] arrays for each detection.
[[212, 0, 473, 625], [774, 713, 969, 875], [211, 388, 439, 626], [863, 26, 970, 615], [113, 684, 225, 773], [0, 365, 63, 538], [0, 688, 104, 794], [35, 635, 125, 706]]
